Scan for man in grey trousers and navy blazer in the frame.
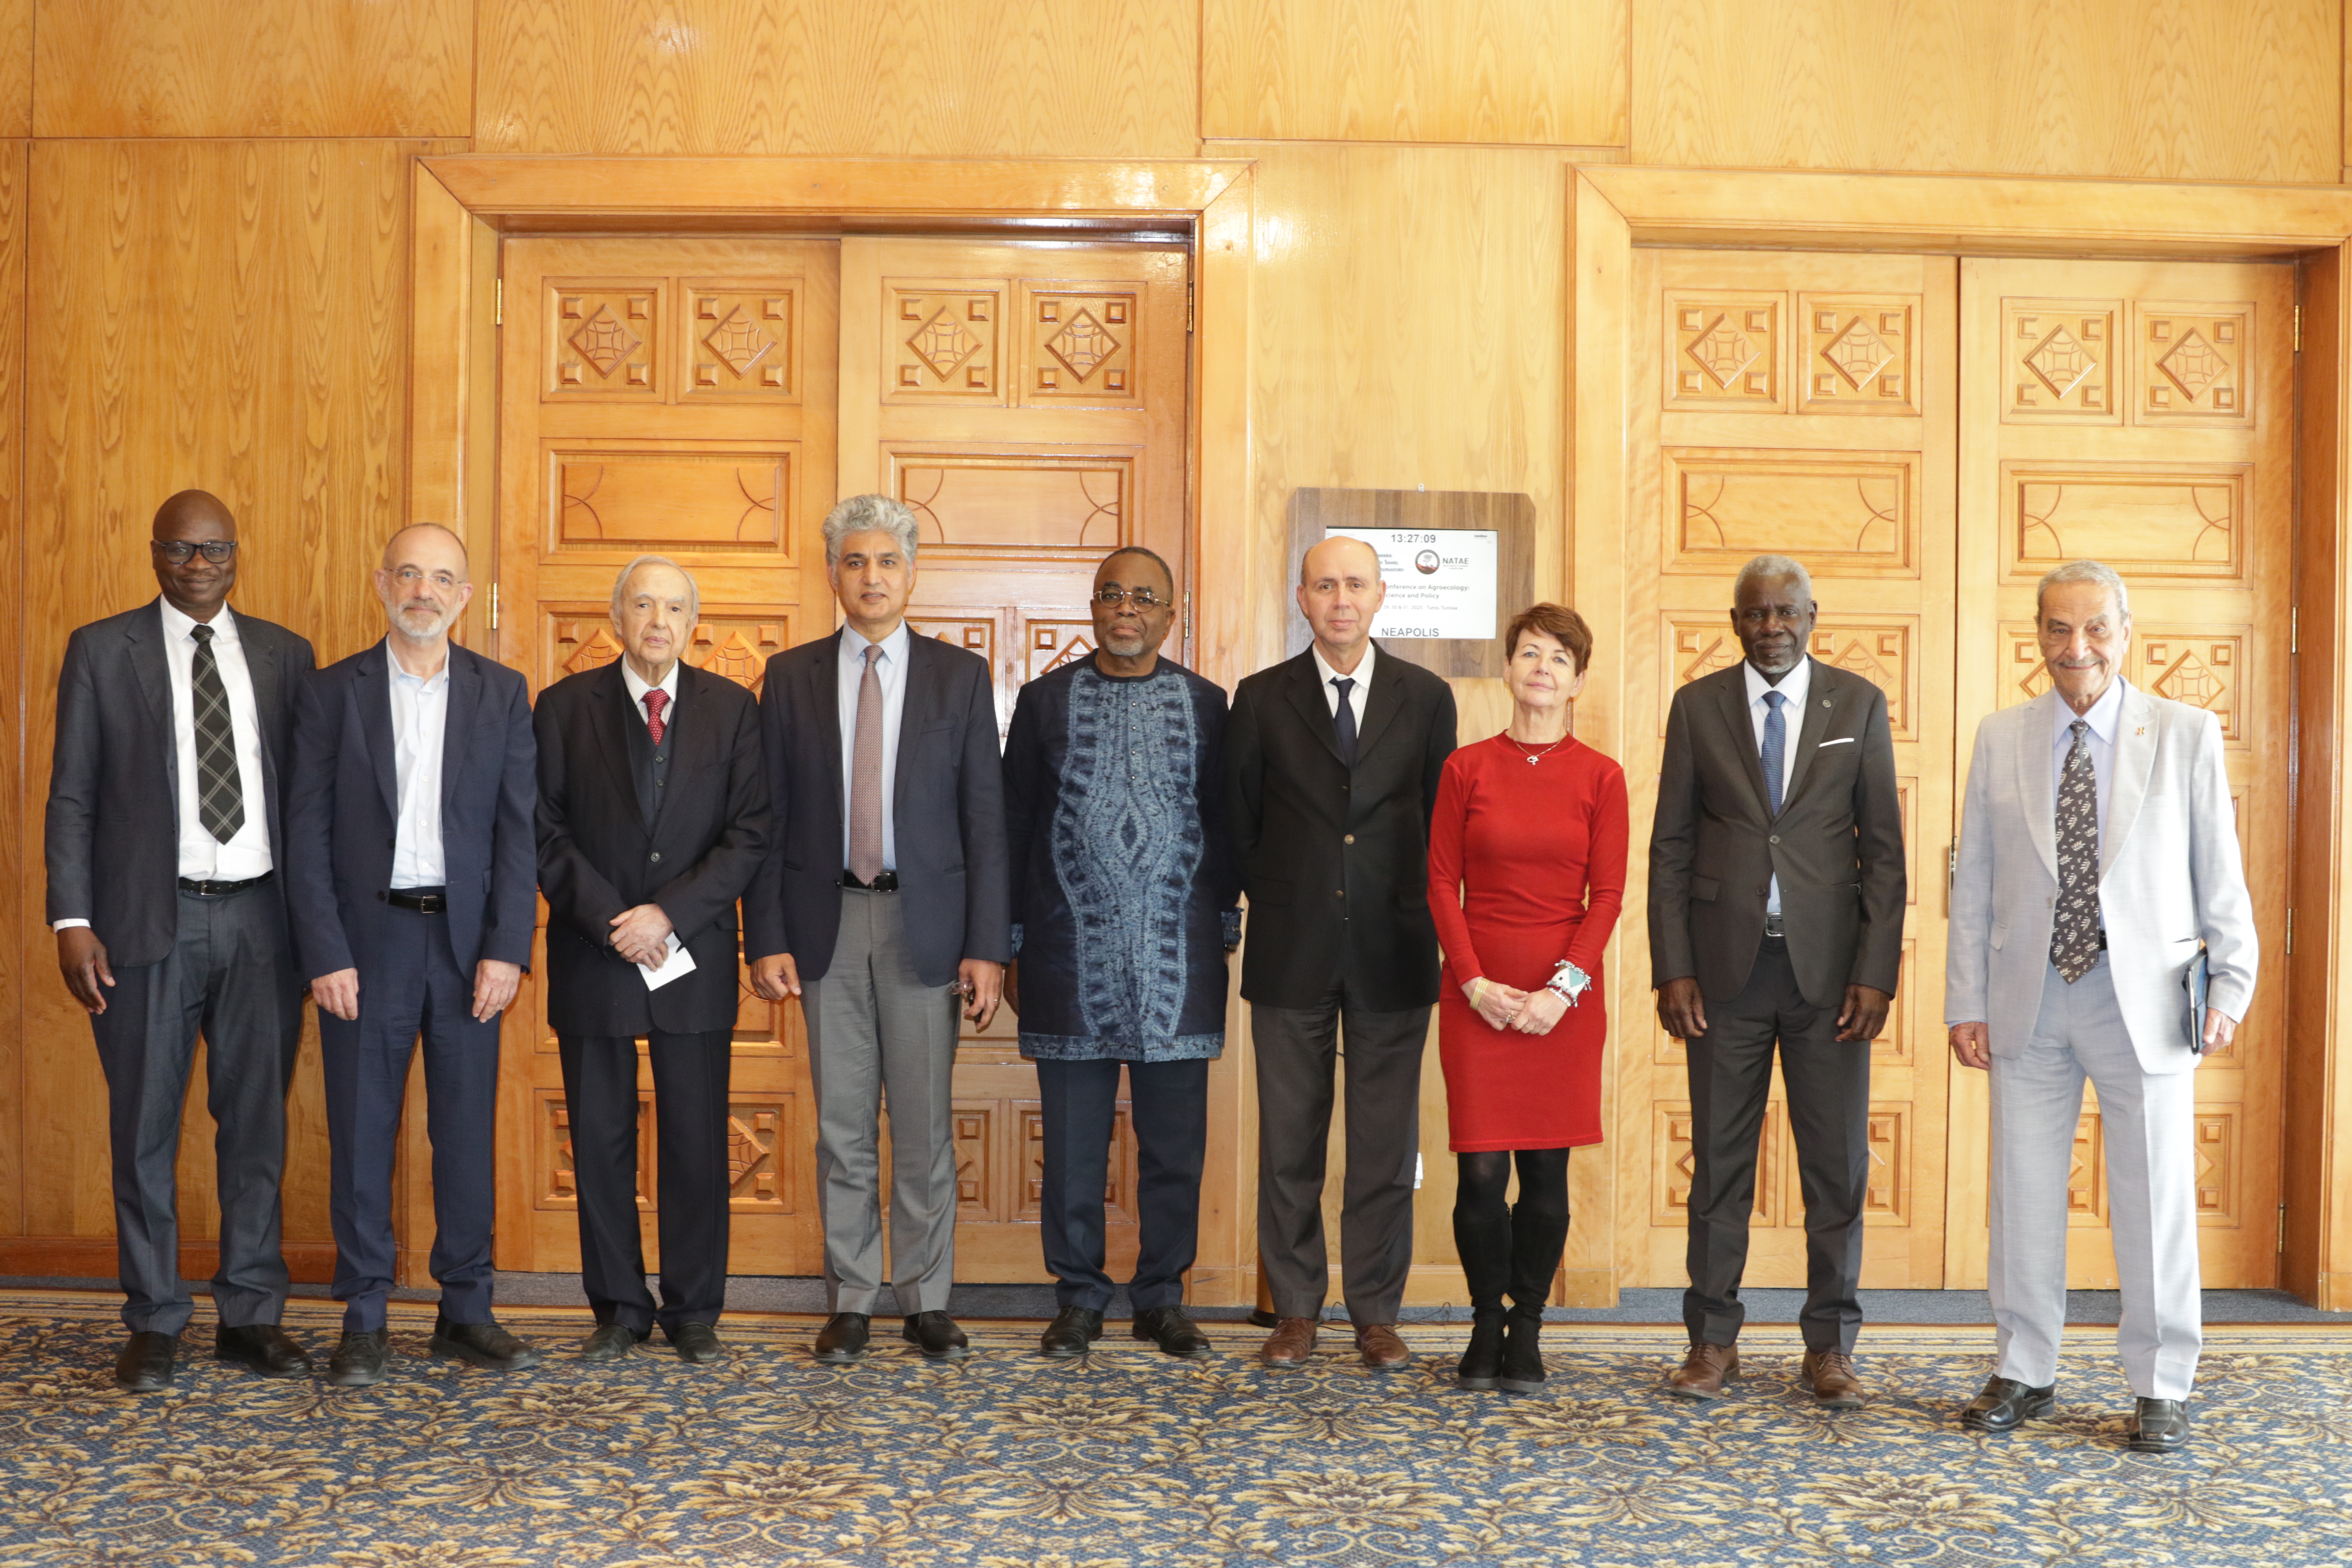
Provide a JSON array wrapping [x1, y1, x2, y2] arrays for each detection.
[[287, 524, 542, 1386], [45, 490, 315, 1392]]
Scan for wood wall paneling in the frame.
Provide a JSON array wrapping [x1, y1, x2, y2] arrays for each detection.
[[1201, 0, 1627, 146], [0, 0, 26, 138], [0, 142, 22, 1236], [474, 0, 1198, 157], [34, 0, 472, 138], [1634, 0, 2338, 184]]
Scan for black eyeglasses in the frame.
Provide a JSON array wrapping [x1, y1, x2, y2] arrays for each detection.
[[151, 540, 239, 565], [1093, 586, 1167, 609]]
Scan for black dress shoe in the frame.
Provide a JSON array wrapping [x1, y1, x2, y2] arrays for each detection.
[[668, 1322, 723, 1363], [813, 1312, 870, 1364], [902, 1310, 971, 1361], [1041, 1306, 1104, 1359], [1962, 1376, 2056, 1432], [327, 1330, 390, 1388], [115, 1331, 177, 1392], [579, 1323, 643, 1363], [1133, 1305, 1214, 1360], [429, 1314, 542, 1372], [2128, 1397, 2192, 1453], [216, 1323, 313, 1380]]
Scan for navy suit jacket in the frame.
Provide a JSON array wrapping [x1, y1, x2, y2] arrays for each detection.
[[45, 598, 315, 968], [285, 639, 538, 982], [743, 628, 1010, 987]]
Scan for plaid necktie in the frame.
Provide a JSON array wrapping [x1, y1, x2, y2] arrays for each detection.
[[189, 624, 245, 843], [2050, 719, 2101, 983]]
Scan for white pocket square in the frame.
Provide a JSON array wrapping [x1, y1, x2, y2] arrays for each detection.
[[1816, 737, 1856, 748]]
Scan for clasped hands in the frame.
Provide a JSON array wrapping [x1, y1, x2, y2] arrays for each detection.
[[1464, 977, 1568, 1036]]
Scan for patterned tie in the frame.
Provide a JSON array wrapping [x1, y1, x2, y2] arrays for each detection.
[[848, 645, 885, 882], [642, 687, 668, 746], [1761, 689, 1787, 815], [2050, 718, 2101, 983], [1331, 677, 1358, 768], [189, 624, 245, 843]]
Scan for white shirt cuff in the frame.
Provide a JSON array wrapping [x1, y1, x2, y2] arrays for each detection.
[[51, 918, 90, 931]]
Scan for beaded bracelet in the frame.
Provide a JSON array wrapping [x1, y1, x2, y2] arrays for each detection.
[[1547, 960, 1592, 1006]]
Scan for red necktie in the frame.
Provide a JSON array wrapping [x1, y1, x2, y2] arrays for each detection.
[[643, 688, 668, 745]]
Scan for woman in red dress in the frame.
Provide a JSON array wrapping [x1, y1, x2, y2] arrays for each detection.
[[1427, 603, 1628, 1393]]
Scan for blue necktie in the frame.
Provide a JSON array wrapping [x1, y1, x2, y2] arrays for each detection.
[[1332, 677, 1357, 767], [1761, 689, 1787, 815]]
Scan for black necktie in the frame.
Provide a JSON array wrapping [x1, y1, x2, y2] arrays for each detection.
[[1331, 677, 1357, 767], [189, 624, 245, 843]]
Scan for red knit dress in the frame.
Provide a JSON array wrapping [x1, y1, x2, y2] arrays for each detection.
[[1426, 732, 1629, 1152]]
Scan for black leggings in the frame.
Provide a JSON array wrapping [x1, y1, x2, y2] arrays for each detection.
[[1453, 1147, 1572, 1313]]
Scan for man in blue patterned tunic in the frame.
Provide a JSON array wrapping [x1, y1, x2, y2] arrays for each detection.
[[1003, 545, 1240, 1361]]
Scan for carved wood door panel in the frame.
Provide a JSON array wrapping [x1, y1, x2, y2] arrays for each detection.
[[839, 237, 1190, 1283], [1949, 258, 2291, 1290], [1620, 249, 1960, 1291], [492, 236, 840, 1280]]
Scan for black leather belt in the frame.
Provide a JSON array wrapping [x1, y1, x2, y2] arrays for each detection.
[[840, 870, 900, 893], [384, 887, 448, 914], [178, 873, 272, 897]]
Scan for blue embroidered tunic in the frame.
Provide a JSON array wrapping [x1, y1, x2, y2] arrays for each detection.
[[1003, 656, 1240, 1062]]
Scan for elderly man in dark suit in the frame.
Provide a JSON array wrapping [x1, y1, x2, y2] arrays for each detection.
[[747, 493, 1009, 1366], [1227, 534, 1458, 1373], [46, 489, 316, 1392], [287, 523, 541, 1386], [535, 555, 769, 1364], [1649, 553, 1906, 1407]]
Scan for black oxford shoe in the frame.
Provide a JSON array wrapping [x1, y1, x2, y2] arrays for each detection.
[[2128, 1397, 2192, 1453], [327, 1330, 390, 1388], [813, 1312, 870, 1364], [114, 1331, 177, 1393], [1133, 1305, 1214, 1360], [1962, 1376, 2056, 1433], [668, 1322, 724, 1364], [216, 1323, 313, 1380], [579, 1323, 642, 1363], [1040, 1306, 1104, 1360], [429, 1314, 542, 1372], [902, 1310, 971, 1361]]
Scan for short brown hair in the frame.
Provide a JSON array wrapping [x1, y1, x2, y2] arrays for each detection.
[[1504, 603, 1594, 673]]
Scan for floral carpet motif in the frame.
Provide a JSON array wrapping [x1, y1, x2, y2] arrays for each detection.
[[0, 1290, 2348, 1566]]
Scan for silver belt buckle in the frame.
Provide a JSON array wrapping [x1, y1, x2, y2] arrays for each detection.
[[1763, 913, 1786, 938]]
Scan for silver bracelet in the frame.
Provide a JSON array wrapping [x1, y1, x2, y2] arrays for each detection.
[[1547, 960, 1591, 1006]]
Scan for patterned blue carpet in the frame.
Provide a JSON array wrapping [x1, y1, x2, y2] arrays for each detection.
[[0, 1289, 2347, 1566]]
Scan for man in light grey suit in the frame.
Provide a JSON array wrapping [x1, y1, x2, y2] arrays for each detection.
[[1947, 560, 2257, 1455]]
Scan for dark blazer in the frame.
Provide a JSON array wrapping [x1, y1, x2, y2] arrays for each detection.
[[743, 628, 1010, 988], [285, 640, 537, 983], [534, 662, 770, 1036], [1648, 656, 1906, 1008], [1226, 644, 1458, 1011], [45, 599, 315, 968]]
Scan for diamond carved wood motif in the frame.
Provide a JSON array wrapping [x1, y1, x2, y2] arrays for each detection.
[[2136, 302, 2254, 424], [550, 285, 660, 398], [686, 284, 797, 399], [727, 1103, 790, 1210], [1666, 293, 1781, 408], [952, 1102, 998, 1219], [1026, 291, 1142, 406], [2005, 300, 2119, 422], [888, 285, 1002, 401], [539, 1090, 652, 1210], [1017, 1102, 1138, 1224], [1862, 1106, 1908, 1222], [1025, 618, 1097, 683], [1996, 622, 2246, 747], [1668, 616, 1918, 739], [2194, 1111, 2238, 1223], [1653, 1102, 1778, 1225], [1798, 294, 1918, 414]]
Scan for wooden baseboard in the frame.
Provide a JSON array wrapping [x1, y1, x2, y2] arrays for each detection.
[[1240, 1262, 1624, 1310], [2313, 1272, 2352, 1312], [0, 1238, 339, 1286]]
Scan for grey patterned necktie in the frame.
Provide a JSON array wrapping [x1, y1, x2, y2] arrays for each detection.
[[1761, 689, 1788, 814], [2050, 718, 2101, 983], [189, 623, 245, 844], [848, 644, 885, 882]]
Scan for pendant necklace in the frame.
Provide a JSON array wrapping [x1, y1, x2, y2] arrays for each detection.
[[1504, 733, 1568, 766]]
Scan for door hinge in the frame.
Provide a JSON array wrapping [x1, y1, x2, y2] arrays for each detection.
[[2287, 905, 2295, 955], [1185, 282, 1195, 334], [1183, 591, 1193, 648], [494, 277, 504, 328], [487, 583, 499, 631], [2291, 606, 2299, 653], [2294, 301, 2303, 352]]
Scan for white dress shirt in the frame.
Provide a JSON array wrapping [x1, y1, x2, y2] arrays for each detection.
[[619, 656, 680, 732], [162, 599, 273, 882], [837, 622, 911, 871], [386, 641, 450, 889], [1744, 655, 1813, 916], [1311, 640, 1376, 732], [2050, 675, 2128, 843]]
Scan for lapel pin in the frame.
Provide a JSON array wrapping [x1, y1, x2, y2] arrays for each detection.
[[2135, 726, 2145, 736]]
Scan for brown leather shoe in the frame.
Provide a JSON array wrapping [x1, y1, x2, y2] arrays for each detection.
[[1801, 1349, 1865, 1410], [1260, 1317, 1317, 1370], [1354, 1322, 1409, 1371], [1666, 1341, 1739, 1400]]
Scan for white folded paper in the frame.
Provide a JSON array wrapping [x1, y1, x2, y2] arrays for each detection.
[[639, 933, 698, 991]]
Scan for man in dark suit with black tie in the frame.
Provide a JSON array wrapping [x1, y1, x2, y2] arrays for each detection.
[[287, 523, 541, 1386], [746, 494, 1009, 1366], [46, 489, 316, 1392], [535, 555, 769, 1364], [1227, 534, 1457, 1372], [1648, 553, 1906, 1407]]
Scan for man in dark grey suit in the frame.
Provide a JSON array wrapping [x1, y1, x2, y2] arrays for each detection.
[[46, 490, 316, 1391], [288, 523, 541, 1386], [747, 494, 1009, 1366], [1649, 553, 1906, 1407]]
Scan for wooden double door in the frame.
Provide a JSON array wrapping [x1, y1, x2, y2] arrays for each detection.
[[487, 233, 1189, 1285], [1620, 248, 2290, 1291]]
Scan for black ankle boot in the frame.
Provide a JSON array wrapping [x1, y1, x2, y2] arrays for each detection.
[[1498, 1307, 1546, 1394], [1455, 1308, 1507, 1390]]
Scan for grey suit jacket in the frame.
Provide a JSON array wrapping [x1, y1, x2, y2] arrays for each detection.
[[1946, 682, 2257, 1075], [45, 598, 315, 968], [1648, 657, 1907, 1008]]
